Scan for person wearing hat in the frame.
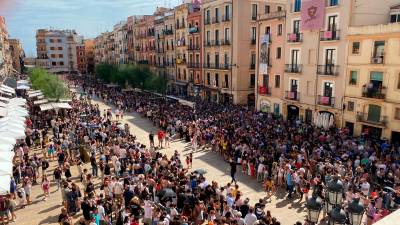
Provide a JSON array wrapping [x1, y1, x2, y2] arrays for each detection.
[[233, 210, 245, 225]]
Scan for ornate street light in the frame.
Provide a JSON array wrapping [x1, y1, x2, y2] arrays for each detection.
[[328, 205, 347, 225], [306, 193, 323, 224], [327, 176, 344, 205], [348, 198, 365, 225]]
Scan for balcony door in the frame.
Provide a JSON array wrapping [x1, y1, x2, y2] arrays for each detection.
[[290, 79, 298, 92], [367, 104, 381, 122], [325, 49, 336, 74], [370, 71, 383, 89], [373, 41, 385, 57], [327, 15, 338, 31], [215, 30, 219, 43], [323, 82, 334, 97], [293, 20, 300, 34], [291, 49, 299, 65], [263, 74, 269, 87]]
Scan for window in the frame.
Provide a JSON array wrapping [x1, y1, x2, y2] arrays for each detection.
[[215, 8, 219, 22], [395, 108, 400, 120], [349, 71, 358, 85], [294, 0, 301, 12], [251, 53, 256, 66], [275, 75, 280, 88], [224, 28, 230, 41], [265, 26, 270, 34], [251, 4, 257, 20], [224, 74, 229, 88], [263, 74, 269, 87], [59, 54, 63, 58], [347, 101, 354, 111], [225, 5, 230, 20], [52, 62, 56, 66], [277, 24, 283, 36], [390, 13, 400, 23], [250, 74, 255, 87], [352, 42, 360, 54], [60, 61, 64, 66], [51, 54, 56, 58], [207, 73, 210, 85], [265, 5, 270, 14], [276, 47, 282, 59], [50, 47, 55, 50], [277, 6, 282, 11], [251, 27, 256, 41], [58, 47, 62, 50], [50, 39, 54, 43], [57, 39, 62, 43]]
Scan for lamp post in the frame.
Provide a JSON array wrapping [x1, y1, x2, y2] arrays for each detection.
[[348, 198, 365, 225], [306, 193, 323, 224], [326, 176, 344, 205], [328, 205, 347, 225]]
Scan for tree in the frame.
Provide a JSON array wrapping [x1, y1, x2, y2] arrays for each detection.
[[29, 68, 69, 101]]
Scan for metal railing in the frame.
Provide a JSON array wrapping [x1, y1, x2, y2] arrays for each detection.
[[287, 33, 303, 43], [317, 95, 335, 107], [371, 56, 384, 64], [356, 112, 387, 127], [285, 64, 302, 73], [362, 85, 386, 99], [220, 39, 231, 45], [212, 17, 220, 24], [320, 30, 340, 41], [222, 14, 231, 22], [317, 65, 339, 76], [285, 91, 300, 101]]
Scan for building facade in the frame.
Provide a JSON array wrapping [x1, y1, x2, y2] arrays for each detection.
[[35, 29, 83, 73], [84, 39, 95, 74], [8, 39, 24, 74], [255, 0, 286, 114], [0, 16, 13, 78], [344, 22, 400, 142]]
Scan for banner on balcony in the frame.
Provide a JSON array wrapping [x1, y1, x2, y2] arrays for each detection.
[[259, 34, 269, 75], [301, 0, 325, 30]]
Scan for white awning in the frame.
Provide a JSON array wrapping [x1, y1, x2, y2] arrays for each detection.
[[374, 209, 400, 225], [17, 84, 30, 90], [0, 175, 11, 194], [28, 92, 43, 98], [17, 80, 29, 84], [0, 85, 15, 94], [53, 102, 72, 109], [33, 99, 49, 105], [27, 90, 41, 95], [0, 90, 12, 96], [39, 102, 72, 111], [39, 103, 54, 111]]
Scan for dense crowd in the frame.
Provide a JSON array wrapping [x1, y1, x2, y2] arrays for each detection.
[[1, 75, 399, 225]]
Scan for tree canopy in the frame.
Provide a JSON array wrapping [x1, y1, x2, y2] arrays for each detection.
[[95, 63, 167, 93], [28, 68, 69, 101]]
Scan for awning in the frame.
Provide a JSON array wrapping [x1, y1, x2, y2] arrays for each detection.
[[33, 99, 49, 105], [0, 90, 12, 96], [17, 80, 29, 84], [28, 92, 43, 98], [16, 84, 30, 90], [39, 102, 72, 111], [27, 90, 42, 95], [0, 85, 15, 94], [0, 175, 11, 194]]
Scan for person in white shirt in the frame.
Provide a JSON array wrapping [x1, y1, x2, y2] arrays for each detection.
[[257, 162, 265, 181], [361, 180, 370, 196], [244, 207, 257, 225], [143, 200, 153, 225]]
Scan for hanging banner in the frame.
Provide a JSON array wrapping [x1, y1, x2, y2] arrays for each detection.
[[301, 0, 325, 30], [259, 34, 269, 75]]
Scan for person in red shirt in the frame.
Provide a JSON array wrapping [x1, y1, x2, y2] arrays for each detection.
[[157, 130, 165, 148]]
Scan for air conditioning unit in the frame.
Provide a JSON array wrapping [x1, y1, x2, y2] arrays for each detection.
[[372, 57, 383, 64]]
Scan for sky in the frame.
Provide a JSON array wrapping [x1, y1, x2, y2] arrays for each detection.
[[0, 0, 182, 57]]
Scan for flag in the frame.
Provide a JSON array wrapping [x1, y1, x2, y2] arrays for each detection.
[[301, 0, 325, 30], [259, 34, 269, 75]]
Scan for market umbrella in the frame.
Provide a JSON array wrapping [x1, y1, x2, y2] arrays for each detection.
[[158, 188, 176, 198], [0, 137, 16, 145], [0, 142, 14, 152], [0, 130, 25, 139], [0, 162, 13, 175], [0, 175, 11, 195], [0, 151, 14, 162], [193, 169, 207, 175]]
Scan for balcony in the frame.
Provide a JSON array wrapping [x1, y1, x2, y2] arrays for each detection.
[[258, 86, 271, 95], [222, 14, 231, 22], [362, 85, 386, 99], [222, 82, 229, 89], [251, 15, 257, 21], [220, 39, 231, 45], [371, 56, 384, 64], [204, 19, 211, 25], [164, 29, 173, 36], [212, 17, 220, 24], [285, 91, 300, 101], [250, 64, 256, 70], [285, 64, 302, 73], [204, 40, 219, 47], [204, 41, 211, 47], [204, 63, 231, 70], [317, 95, 335, 107], [326, 0, 340, 7], [156, 49, 165, 54], [356, 112, 387, 127], [287, 33, 303, 43], [317, 65, 339, 76], [187, 62, 201, 68], [251, 39, 256, 45], [188, 45, 200, 51], [189, 27, 199, 34], [320, 30, 340, 41]]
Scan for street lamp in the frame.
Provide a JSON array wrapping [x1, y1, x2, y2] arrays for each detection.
[[348, 198, 365, 225], [328, 205, 347, 225], [327, 176, 344, 205], [306, 193, 323, 224]]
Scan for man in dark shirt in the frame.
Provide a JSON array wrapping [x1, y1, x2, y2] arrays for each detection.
[[230, 158, 237, 183], [149, 132, 154, 147], [81, 197, 94, 222]]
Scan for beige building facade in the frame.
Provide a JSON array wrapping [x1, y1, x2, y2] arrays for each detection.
[[8, 39, 24, 74], [283, 0, 399, 127], [344, 22, 400, 142], [255, 0, 286, 114], [0, 16, 13, 78]]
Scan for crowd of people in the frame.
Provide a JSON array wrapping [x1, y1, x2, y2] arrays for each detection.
[[1, 74, 400, 225]]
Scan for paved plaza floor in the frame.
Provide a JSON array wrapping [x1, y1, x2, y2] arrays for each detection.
[[14, 95, 306, 225]]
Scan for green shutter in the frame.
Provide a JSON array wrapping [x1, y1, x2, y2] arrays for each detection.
[[370, 71, 383, 81], [367, 105, 381, 122]]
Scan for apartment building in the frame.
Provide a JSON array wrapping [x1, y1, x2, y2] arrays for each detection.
[[202, 0, 271, 105], [112, 21, 128, 65], [187, 3, 203, 97], [94, 33, 107, 64], [255, 0, 286, 113], [154, 8, 169, 78], [35, 29, 83, 73], [0, 16, 13, 78], [9, 39, 24, 74], [134, 16, 154, 65], [76, 41, 86, 74], [343, 9, 400, 142], [164, 11, 177, 91], [283, 0, 398, 127], [173, 3, 190, 96], [84, 39, 95, 74], [127, 16, 135, 64]]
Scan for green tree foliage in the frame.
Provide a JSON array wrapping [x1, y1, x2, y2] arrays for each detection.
[[28, 68, 69, 101], [94, 63, 167, 93]]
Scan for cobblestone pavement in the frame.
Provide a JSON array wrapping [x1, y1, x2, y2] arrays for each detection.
[[14, 94, 306, 225]]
